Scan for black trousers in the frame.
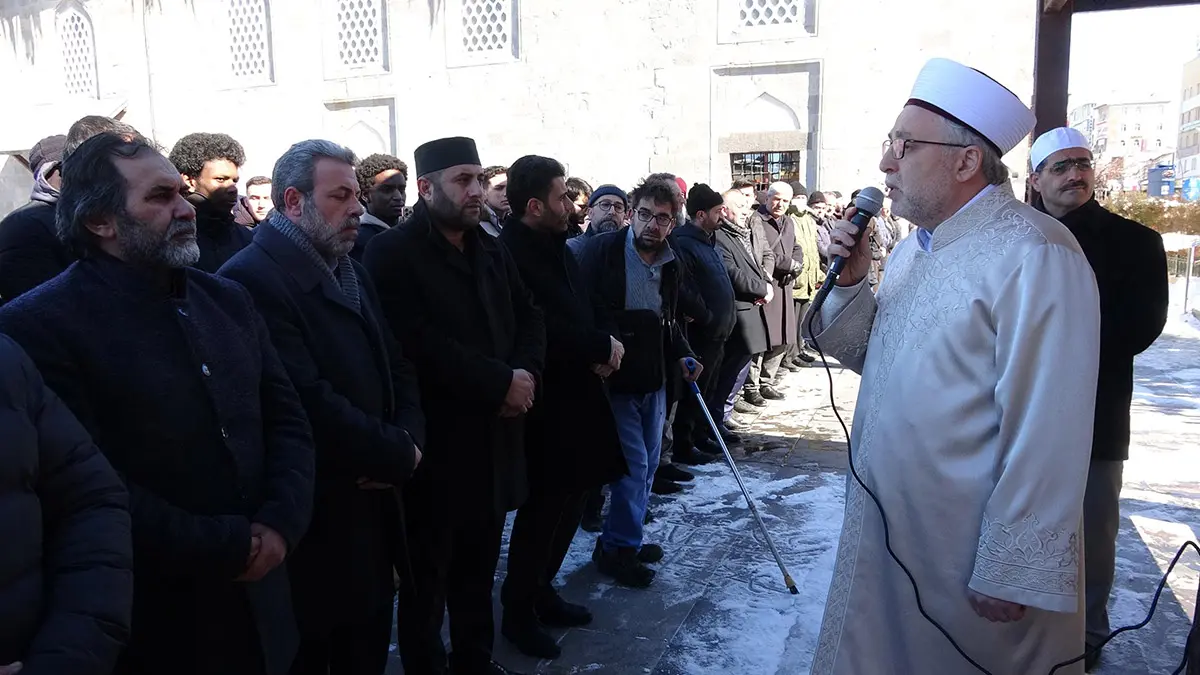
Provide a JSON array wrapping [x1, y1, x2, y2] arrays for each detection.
[[396, 504, 506, 675], [501, 489, 589, 618], [290, 603, 393, 675], [671, 337, 726, 453], [715, 334, 754, 423]]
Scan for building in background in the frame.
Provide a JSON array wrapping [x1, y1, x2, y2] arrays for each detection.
[[1177, 50, 1200, 183], [0, 0, 1039, 214], [1069, 100, 1175, 192]]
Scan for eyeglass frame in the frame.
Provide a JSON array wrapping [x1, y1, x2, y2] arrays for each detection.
[[635, 207, 677, 229], [592, 199, 627, 213], [1039, 157, 1094, 176], [882, 138, 970, 160]]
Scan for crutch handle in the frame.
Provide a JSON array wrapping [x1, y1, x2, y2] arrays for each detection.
[[683, 357, 702, 395]]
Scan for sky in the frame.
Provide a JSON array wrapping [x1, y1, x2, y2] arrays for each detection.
[[1068, 5, 1200, 109]]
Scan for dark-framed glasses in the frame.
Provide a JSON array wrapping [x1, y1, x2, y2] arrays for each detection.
[[882, 138, 970, 160], [593, 200, 626, 214], [636, 208, 676, 229], [1044, 158, 1094, 176]]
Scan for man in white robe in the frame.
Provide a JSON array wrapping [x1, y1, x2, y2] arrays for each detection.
[[805, 58, 1101, 675]]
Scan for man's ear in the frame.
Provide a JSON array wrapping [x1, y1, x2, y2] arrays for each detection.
[[180, 173, 197, 193], [417, 176, 434, 201], [1029, 171, 1042, 194], [282, 185, 306, 219], [84, 213, 117, 242]]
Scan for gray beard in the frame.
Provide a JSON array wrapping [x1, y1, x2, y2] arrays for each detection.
[[297, 205, 357, 261], [116, 216, 200, 268], [590, 216, 622, 235]]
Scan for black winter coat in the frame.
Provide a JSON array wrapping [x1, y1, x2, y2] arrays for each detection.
[[577, 229, 695, 396], [351, 214, 391, 263], [0, 335, 132, 675], [750, 210, 801, 347], [714, 223, 771, 355], [1054, 198, 1169, 461], [0, 254, 316, 675], [219, 223, 425, 635], [190, 193, 255, 274], [0, 201, 74, 304], [671, 223, 736, 344], [363, 203, 545, 518], [498, 218, 626, 493]]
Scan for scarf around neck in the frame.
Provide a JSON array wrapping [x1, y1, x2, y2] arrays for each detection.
[[267, 212, 361, 312]]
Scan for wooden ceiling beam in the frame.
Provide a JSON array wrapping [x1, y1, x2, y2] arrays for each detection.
[[1044, 0, 1071, 13]]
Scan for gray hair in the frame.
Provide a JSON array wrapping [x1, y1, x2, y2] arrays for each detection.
[[766, 181, 794, 198], [939, 117, 1010, 186], [271, 139, 358, 209]]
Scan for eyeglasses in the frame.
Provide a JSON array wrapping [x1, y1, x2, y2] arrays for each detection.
[[593, 200, 626, 213], [1043, 158, 1094, 176], [882, 138, 970, 160], [636, 208, 677, 229]]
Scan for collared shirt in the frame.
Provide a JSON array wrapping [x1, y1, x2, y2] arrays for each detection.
[[623, 226, 675, 315], [915, 184, 996, 252]]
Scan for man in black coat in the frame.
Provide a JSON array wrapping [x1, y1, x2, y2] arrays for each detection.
[[0, 117, 139, 304], [363, 136, 545, 675], [352, 153, 409, 262], [0, 334, 132, 675], [219, 139, 426, 675], [0, 131, 315, 675], [1030, 127, 1169, 671], [170, 132, 255, 273], [713, 188, 772, 439], [496, 156, 626, 660], [746, 182, 802, 402], [670, 184, 737, 465], [577, 176, 700, 590]]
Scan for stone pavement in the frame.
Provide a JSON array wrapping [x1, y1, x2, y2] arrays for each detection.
[[384, 315, 1200, 674]]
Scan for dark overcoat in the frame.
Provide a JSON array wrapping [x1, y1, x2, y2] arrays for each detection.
[[0, 253, 315, 675], [498, 218, 626, 493], [1053, 198, 1169, 462], [714, 223, 771, 355], [219, 223, 425, 636], [363, 203, 545, 518], [750, 210, 801, 347], [0, 334, 132, 675], [0, 201, 74, 304], [190, 193, 254, 274]]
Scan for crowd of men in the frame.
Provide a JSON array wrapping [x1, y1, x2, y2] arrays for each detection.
[[0, 53, 1172, 675]]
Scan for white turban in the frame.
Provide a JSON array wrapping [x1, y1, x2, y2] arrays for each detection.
[[1030, 127, 1091, 170], [907, 58, 1036, 155]]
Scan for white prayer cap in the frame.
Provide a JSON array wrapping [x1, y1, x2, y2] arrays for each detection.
[[907, 58, 1036, 155], [1030, 126, 1091, 170]]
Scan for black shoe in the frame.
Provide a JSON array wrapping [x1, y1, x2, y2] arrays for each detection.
[[782, 360, 802, 372], [637, 543, 664, 563], [658, 463, 695, 481], [720, 424, 743, 442], [594, 544, 655, 588], [760, 385, 786, 401], [651, 476, 683, 495], [733, 399, 758, 414], [673, 445, 716, 466], [697, 438, 725, 457], [535, 592, 593, 627], [797, 348, 817, 363], [643, 508, 654, 525], [580, 493, 604, 533], [744, 391, 768, 407], [501, 614, 561, 659]]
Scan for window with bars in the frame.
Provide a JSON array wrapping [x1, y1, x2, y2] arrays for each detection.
[[229, 0, 274, 83], [56, 5, 97, 98], [719, 0, 812, 43], [446, 0, 518, 67], [739, 0, 802, 27], [330, 0, 387, 74], [729, 151, 802, 191]]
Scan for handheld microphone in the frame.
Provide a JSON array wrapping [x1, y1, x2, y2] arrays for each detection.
[[809, 186, 885, 314]]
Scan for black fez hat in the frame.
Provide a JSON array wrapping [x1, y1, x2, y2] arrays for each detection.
[[414, 136, 482, 177]]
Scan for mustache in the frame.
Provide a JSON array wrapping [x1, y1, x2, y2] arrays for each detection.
[[1062, 181, 1089, 191], [167, 219, 196, 237]]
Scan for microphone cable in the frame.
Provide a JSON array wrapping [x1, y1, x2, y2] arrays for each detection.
[[804, 298, 1199, 675]]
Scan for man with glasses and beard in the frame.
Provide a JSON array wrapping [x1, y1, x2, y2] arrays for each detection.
[[566, 184, 628, 258], [363, 136, 545, 675], [1030, 126, 1168, 672], [577, 176, 700, 589], [219, 140, 426, 675], [0, 131, 316, 675]]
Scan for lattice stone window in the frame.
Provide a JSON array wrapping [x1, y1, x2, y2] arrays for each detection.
[[56, 5, 98, 98], [335, 0, 386, 70], [740, 0, 801, 27], [229, 0, 274, 82], [446, 0, 518, 67]]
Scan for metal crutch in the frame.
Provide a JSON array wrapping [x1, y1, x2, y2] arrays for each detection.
[[684, 358, 799, 594]]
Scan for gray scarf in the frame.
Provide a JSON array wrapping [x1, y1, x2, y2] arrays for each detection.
[[721, 216, 754, 260], [267, 212, 361, 312], [30, 162, 59, 205]]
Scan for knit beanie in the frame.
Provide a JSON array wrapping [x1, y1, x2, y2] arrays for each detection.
[[686, 183, 724, 217], [588, 184, 629, 208], [808, 191, 828, 206]]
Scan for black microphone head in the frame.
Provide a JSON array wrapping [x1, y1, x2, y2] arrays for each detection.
[[853, 186, 885, 217]]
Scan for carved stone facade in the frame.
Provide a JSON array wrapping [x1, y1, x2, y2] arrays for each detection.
[[0, 0, 1037, 211]]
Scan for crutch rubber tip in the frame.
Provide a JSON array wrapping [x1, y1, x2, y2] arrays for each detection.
[[788, 585, 799, 595], [784, 574, 798, 594]]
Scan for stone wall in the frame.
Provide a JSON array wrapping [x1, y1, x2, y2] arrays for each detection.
[[0, 0, 1037, 211]]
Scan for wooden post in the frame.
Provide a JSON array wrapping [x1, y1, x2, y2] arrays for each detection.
[[1031, 0, 1073, 140]]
